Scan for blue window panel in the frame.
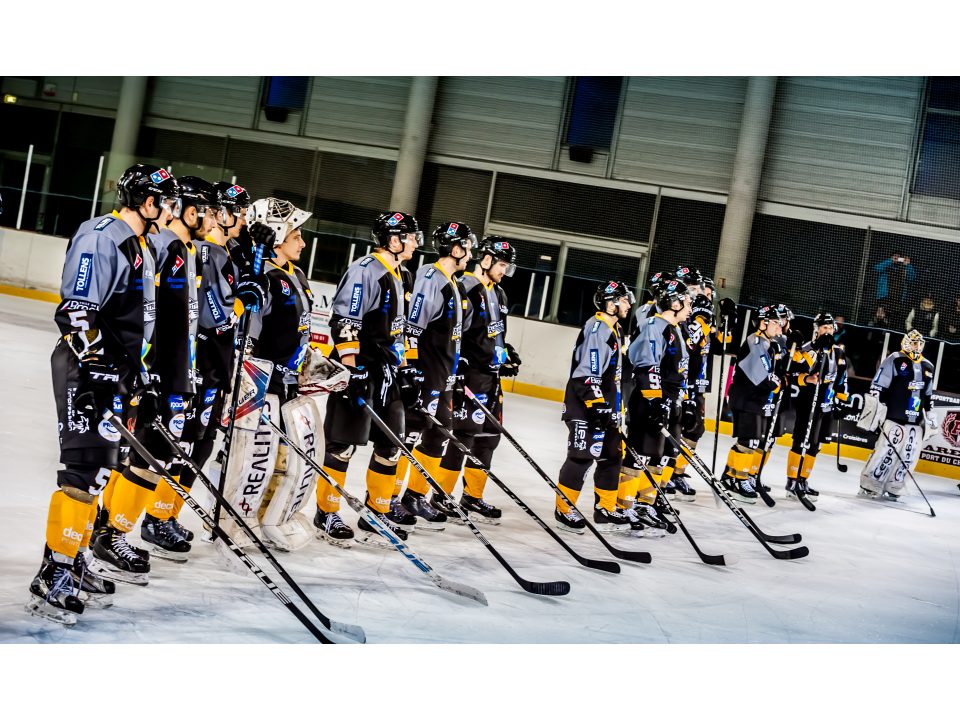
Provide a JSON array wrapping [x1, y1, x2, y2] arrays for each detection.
[[565, 77, 622, 150], [264, 77, 309, 110], [928, 77, 960, 112], [913, 113, 960, 200]]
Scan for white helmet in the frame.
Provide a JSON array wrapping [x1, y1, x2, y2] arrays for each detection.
[[246, 197, 311, 246]]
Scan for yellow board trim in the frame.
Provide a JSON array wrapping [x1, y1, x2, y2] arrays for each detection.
[[0, 284, 60, 303]]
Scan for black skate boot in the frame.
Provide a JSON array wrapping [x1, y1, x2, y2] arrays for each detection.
[[554, 507, 586, 534], [72, 550, 116, 609], [313, 509, 355, 548], [400, 489, 447, 531], [90, 527, 150, 586], [593, 505, 631, 534], [721, 473, 757, 503], [140, 514, 191, 563], [628, 503, 668, 538], [430, 493, 465, 525], [387, 496, 418, 532], [169, 516, 195, 542], [356, 506, 409, 547], [670, 473, 697, 501], [661, 478, 677, 497], [459, 494, 502, 525], [798, 479, 819, 498], [26, 556, 85, 626]]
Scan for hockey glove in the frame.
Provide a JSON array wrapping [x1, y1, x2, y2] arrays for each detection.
[[248, 221, 277, 249], [643, 397, 672, 433], [134, 385, 161, 428], [718, 298, 737, 323], [235, 275, 267, 312], [345, 365, 371, 405], [74, 361, 120, 429], [500, 343, 522, 378], [856, 392, 886, 432], [680, 397, 700, 434], [922, 410, 939, 442], [454, 358, 468, 387], [586, 399, 613, 429], [398, 365, 425, 407], [814, 333, 835, 350]]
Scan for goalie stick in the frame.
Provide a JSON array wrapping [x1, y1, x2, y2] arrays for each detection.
[[877, 425, 936, 518]]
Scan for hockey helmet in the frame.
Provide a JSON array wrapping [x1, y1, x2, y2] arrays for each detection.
[[656, 278, 690, 312], [691, 293, 715, 321], [429, 221, 478, 257], [675, 265, 705, 289], [214, 181, 251, 229], [478, 236, 518, 277], [594, 280, 635, 311], [246, 197, 312, 247], [902, 329, 925, 358], [814, 312, 836, 330], [775, 303, 795, 322], [757, 304, 788, 324], [116, 163, 179, 212], [371, 211, 423, 250], [648, 270, 676, 295], [173, 176, 217, 228]]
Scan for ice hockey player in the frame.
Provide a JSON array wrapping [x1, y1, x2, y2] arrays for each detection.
[[555, 281, 633, 534], [436, 237, 520, 523], [313, 212, 421, 547], [720, 305, 788, 502], [397, 222, 476, 527], [856, 329, 937, 500], [783, 313, 848, 500], [98, 176, 211, 569], [27, 164, 176, 624], [619, 278, 691, 536]]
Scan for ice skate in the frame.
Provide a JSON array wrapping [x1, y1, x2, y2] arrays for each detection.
[[313, 509, 354, 548], [459, 494, 502, 525]]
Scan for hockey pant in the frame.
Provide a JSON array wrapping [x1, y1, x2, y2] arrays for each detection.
[[723, 410, 772, 483], [620, 394, 681, 505], [402, 382, 457, 497], [317, 363, 404, 515], [675, 393, 706, 478], [786, 403, 835, 484], [557, 420, 621, 513], [860, 420, 923, 496]]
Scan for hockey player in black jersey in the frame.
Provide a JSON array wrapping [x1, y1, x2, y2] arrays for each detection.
[[720, 305, 789, 503], [436, 237, 519, 523], [398, 222, 476, 527], [27, 164, 177, 623], [618, 279, 691, 535], [857, 330, 937, 500], [784, 313, 849, 500], [99, 176, 211, 569], [555, 281, 633, 534], [313, 212, 422, 547]]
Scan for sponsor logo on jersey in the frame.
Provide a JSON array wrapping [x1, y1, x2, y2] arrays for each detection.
[[589, 349, 600, 374], [410, 293, 425, 323], [280, 279, 291, 296], [169, 413, 186, 436], [472, 409, 486, 424], [74, 253, 94, 296], [200, 407, 212, 427], [97, 418, 121, 442], [909, 397, 922, 412], [206, 289, 226, 323], [168, 395, 185, 413], [134, 253, 143, 270], [171, 256, 185, 275], [427, 399, 439, 415], [349, 283, 363, 315], [150, 169, 171, 184], [93, 216, 115, 231], [387, 212, 404, 226]]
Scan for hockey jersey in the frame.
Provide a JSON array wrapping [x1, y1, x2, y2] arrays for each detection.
[[55, 211, 158, 386], [871, 352, 934, 425], [195, 236, 239, 389], [249, 260, 313, 386], [405, 263, 464, 386], [791, 340, 849, 413], [628, 314, 689, 400], [728, 331, 785, 416], [459, 272, 509, 375], [562, 313, 623, 424]]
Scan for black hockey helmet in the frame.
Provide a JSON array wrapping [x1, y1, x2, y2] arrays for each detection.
[[692, 293, 715, 321], [477, 236, 517, 277], [429, 221, 478, 257], [648, 270, 677, 295], [703, 276, 716, 293], [594, 280, 635, 311], [757, 304, 788, 324], [814, 312, 836, 328], [372, 211, 423, 249], [173, 176, 217, 232], [656, 278, 690, 311], [675, 265, 704, 288], [775, 303, 795, 322], [116, 163, 179, 210], [214, 181, 251, 230]]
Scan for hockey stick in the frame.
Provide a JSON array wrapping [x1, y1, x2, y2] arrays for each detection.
[[358, 398, 571, 596], [835, 414, 848, 473], [213, 242, 265, 531], [262, 415, 488, 605], [753, 341, 798, 508], [621, 439, 734, 566], [418, 411, 620, 574], [143, 416, 368, 642], [661, 428, 809, 559], [462, 386, 652, 564], [105, 412, 339, 644], [710, 314, 731, 475], [877, 425, 936, 517], [790, 350, 827, 513]]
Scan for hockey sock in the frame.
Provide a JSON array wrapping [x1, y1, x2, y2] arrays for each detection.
[[800, 453, 817, 479], [659, 463, 676, 487], [462, 466, 488, 498], [555, 485, 581, 514], [786, 450, 802, 480], [80, 497, 99, 549], [101, 468, 123, 515], [750, 449, 764, 477], [674, 452, 690, 476], [316, 463, 347, 514], [146, 475, 180, 521], [617, 468, 642, 509], [46, 488, 95, 562], [405, 447, 441, 496], [724, 448, 753, 479], [636, 473, 658, 505], [109, 467, 159, 532], [366, 457, 398, 513], [595, 487, 618, 512], [394, 456, 410, 497]]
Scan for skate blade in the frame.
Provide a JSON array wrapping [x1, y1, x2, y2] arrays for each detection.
[[145, 544, 190, 563], [733, 495, 758, 504], [411, 519, 446, 532], [314, 530, 354, 549], [595, 523, 631, 534], [354, 532, 396, 549], [639, 526, 667, 538], [86, 557, 149, 587], [554, 522, 586, 535], [466, 511, 501, 526], [675, 494, 697, 502], [79, 590, 114, 609], [25, 598, 78, 626]]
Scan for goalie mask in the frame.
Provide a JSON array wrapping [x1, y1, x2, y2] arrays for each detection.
[[246, 197, 312, 247], [902, 329, 925, 359]]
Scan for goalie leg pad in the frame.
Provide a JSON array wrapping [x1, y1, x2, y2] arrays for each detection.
[[222, 394, 280, 527]]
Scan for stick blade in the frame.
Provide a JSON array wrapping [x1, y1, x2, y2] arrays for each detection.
[[434, 577, 489, 605], [772, 545, 810, 560], [609, 549, 653, 564], [521, 580, 571, 596], [583, 558, 621, 574], [329, 621, 367, 644]]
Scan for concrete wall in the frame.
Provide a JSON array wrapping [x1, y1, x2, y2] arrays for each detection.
[[0, 227, 68, 294]]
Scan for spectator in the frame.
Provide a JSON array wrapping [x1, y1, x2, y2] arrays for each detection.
[[905, 293, 939, 338], [940, 295, 960, 343], [833, 314, 847, 345], [874, 252, 916, 328], [869, 305, 892, 330]]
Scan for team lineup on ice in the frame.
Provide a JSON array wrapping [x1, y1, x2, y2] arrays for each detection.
[[2, 164, 959, 643]]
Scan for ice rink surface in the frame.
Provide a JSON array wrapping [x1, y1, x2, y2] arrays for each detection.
[[1, 293, 958, 644]]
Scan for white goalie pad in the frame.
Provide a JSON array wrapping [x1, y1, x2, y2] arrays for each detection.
[[258, 395, 325, 552], [222, 357, 275, 432], [860, 420, 922, 495], [298, 347, 350, 396], [220, 393, 281, 545]]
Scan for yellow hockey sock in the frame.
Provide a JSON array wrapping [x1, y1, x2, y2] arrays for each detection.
[[750, 450, 764, 477], [786, 450, 802, 480], [800, 454, 817, 479], [555, 485, 580, 514], [101, 468, 123, 514], [365, 467, 396, 513], [617, 468, 642, 509], [316, 466, 346, 513], [595, 487, 618, 512], [109, 468, 159, 532], [636, 471, 658, 505], [146, 475, 180, 521], [462, 466, 488, 498], [674, 453, 690, 476], [394, 456, 410, 496], [405, 448, 440, 496], [659, 465, 675, 487], [80, 497, 99, 549], [46, 489, 94, 561]]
